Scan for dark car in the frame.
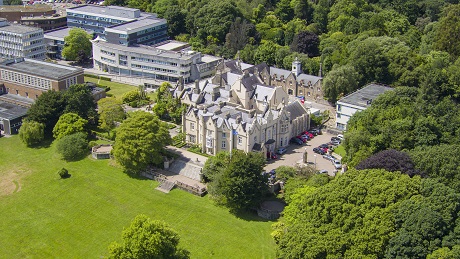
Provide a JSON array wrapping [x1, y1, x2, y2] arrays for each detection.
[[331, 137, 341, 142], [313, 147, 325, 155], [319, 144, 329, 149], [290, 137, 303, 145], [296, 136, 307, 143]]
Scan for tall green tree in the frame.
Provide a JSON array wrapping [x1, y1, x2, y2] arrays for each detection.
[[18, 120, 45, 147], [113, 111, 171, 173], [26, 90, 66, 135], [273, 169, 422, 258], [56, 132, 89, 161], [322, 64, 359, 103], [434, 4, 460, 59], [52, 113, 88, 140], [63, 84, 98, 124], [108, 214, 190, 259], [61, 28, 92, 64], [97, 98, 125, 136], [205, 150, 267, 212]]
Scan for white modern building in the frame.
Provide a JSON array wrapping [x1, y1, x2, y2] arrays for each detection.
[[336, 83, 393, 130], [92, 39, 220, 83], [0, 18, 45, 60]]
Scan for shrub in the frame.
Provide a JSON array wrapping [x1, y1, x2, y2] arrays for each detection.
[[58, 168, 70, 178], [56, 132, 89, 161], [88, 140, 99, 148]]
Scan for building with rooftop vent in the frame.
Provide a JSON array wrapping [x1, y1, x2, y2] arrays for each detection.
[[335, 83, 394, 130], [92, 39, 220, 83], [0, 18, 45, 59], [0, 57, 84, 100]]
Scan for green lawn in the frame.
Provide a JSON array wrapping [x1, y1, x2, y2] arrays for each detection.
[[334, 144, 346, 158], [85, 76, 137, 100], [0, 136, 275, 258]]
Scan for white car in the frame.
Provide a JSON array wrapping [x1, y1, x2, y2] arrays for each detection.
[[333, 160, 342, 169], [337, 134, 344, 140]]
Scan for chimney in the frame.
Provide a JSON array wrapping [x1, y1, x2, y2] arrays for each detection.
[[214, 107, 222, 115], [243, 70, 249, 78], [212, 86, 220, 101], [318, 62, 323, 77], [194, 79, 200, 94]]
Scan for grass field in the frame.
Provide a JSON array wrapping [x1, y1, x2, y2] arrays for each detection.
[[334, 144, 346, 158], [85, 76, 137, 100], [0, 136, 276, 258]]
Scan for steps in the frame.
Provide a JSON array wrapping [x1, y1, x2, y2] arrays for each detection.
[[155, 180, 176, 193]]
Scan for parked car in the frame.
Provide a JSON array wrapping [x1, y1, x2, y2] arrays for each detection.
[[331, 140, 341, 146], [310, 129, 320, 135], [317, 169, 328, 174], [277, 147, 287, 155], [313, 147, 325, 155], [323, 154, 337, 161], [302, 131, 314, 138], [296, 136, 307, 143], [300, 134, 310, 141], [337, 134, 344, 140], [319, 143, 329, 149], [290, 137, 303, 145], [333, 160, 342, 169], [271, 153, 278, 159], [331, 137, 341, 142]]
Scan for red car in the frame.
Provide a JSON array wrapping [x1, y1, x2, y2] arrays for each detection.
[[302, 131, 314, 139]]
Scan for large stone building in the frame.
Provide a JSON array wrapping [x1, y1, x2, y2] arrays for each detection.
[[216, 58, 324, 103], [335, 83, 393, 130], [66, 5, 167, 44], [0, 18, 45, 59], [0, 5, 66, 31], [92, 39, 220, 83], [0, 57, 84, 100], [179, 61, 310, 157]]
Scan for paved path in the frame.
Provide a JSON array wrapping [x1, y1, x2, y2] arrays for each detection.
[[264, 132, 339, 176], [165, 146, 208, 166]]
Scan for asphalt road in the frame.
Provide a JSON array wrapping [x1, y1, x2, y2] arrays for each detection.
[[264, 132, 340, 176]]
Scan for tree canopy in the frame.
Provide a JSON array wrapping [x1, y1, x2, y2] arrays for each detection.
[[18, 120, 45, 147], [113, 111, 171, 173], [97, 97, 125, 136], [61, 28, 92, 64], [203, 150, 267, 212], [52, 113, 87, 140], [56, 132, 89, 161], [108, 214, 189, 259]]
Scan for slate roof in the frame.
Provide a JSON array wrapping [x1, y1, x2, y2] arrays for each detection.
[[270, 67, 291, 80], [297, 74, 322, 85], [0, 100, 28, 120], [338, 83, 393, 108], [285, 100, 308, 121]]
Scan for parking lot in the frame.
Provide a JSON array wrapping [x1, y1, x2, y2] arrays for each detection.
[[264, 132, 341, 177]]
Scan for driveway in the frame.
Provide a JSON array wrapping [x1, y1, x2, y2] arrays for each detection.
[[264, 132, 340, 176]]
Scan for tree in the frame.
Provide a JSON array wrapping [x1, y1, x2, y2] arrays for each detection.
[[56, 132, 89, 161], [356, 149, 423, 177], [290, 31, 320, 57], [225, 17, 259, 56], [322, 64, 359, 103], [273, 169, 422, 258], [18, 120, 45, 147], [63, 84, 98, 124], [108, 214, 189, 259], [61, 28, 92, 64], [205, 150, 267, 212], [434, 4, 460, 59], [153, 82, 185, 123], [254, 40, 281, 66], [26, 90, 66, 135], [53, 113, 88, 140], [98, 98, 125, 136], [113, 111, 171, 173]]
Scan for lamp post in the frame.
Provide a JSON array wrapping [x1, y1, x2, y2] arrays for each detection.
[[314, 154, 317, 169]]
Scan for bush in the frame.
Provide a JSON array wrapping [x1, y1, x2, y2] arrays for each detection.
[[56, 132, 89, 161], [129, 101, 138, 108], [58, 168, 70, 179], [88, 140, 98, 148]]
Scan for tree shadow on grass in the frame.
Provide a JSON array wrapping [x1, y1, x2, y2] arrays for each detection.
[[30, 138, 53, 149], [233, 197, 286, 222]]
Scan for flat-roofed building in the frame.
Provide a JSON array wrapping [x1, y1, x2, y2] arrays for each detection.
[[66, 5, 167, 45], [0, 5, 66, 31], [0, 18, 45, 60], [335, 83, 394, 130], [0, 99, 28, 135], [92, 39, 220, 83], [0, 57, 84, 100]]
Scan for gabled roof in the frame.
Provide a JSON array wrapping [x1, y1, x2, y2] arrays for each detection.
[[285, 100, 308, 121], [252, 84, 275, 102], [297, 74, 322, 85], [270, 67, 292, 80], [241, 75, 261, 91]]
